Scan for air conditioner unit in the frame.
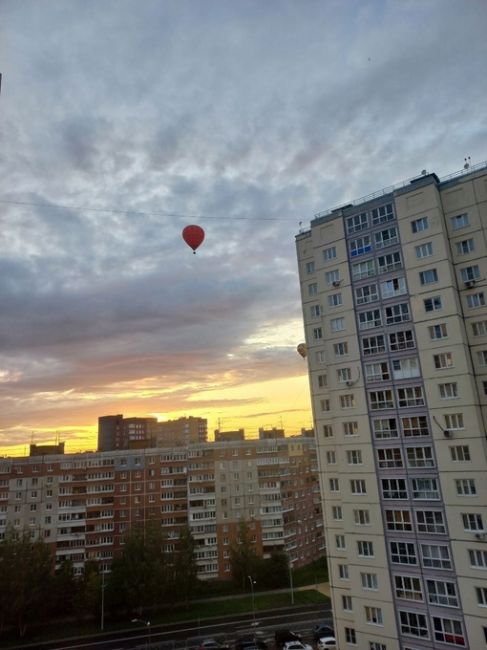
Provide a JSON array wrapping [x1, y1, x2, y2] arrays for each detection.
[[443, 429, 451, 438], [332, 280, 342, 287], [475, 532, 486, 541], [464, 279, 476, 288], [346, 380, 354, 387]]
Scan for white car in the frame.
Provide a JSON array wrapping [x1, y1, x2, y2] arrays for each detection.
[[283, 642, 313, 650], [316, 637, 336, 650]]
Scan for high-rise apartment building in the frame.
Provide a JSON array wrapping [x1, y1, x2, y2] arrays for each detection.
[[296, 163, 487, 650]]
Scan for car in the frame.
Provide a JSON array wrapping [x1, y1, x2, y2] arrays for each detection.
[[274, 630, 303, 648], [235, 636, 268, 650], [316, 638, 336, 650], [199, 640, 230, 650], [282, 642, 312, 650], [312, 624, 334, 642]]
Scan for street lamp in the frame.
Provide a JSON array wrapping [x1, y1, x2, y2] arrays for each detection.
[[131, 618, 151, 650], [288, 555, 295, 605], [247, 575, 256, 627]]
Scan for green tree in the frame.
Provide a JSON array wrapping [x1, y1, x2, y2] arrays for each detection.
[[51, 559, 77, 618], [229, 521, 258, 590], [255, 551, 288, 589], [173, 525, 197, 604], [73, 560, 102, 622]]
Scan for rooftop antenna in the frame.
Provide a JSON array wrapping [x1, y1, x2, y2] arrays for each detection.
[[464, 156, 471, 169], [421, 169, 428, 176]]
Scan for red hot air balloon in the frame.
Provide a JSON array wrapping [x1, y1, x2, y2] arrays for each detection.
[[182, 225, 205, 254]]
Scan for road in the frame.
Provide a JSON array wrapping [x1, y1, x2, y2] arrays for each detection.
[[8, 603, 333, 650]]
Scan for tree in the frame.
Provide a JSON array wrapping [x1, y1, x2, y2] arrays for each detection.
[[73, 560, 102, 622], [173, 525, 197, 605], [229, 521, 258, 590], [255, 551, 288, 589]]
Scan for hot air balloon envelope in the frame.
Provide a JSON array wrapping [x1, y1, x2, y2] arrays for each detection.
[[297, 343, 307, 358], [182, 225, 205, 253]]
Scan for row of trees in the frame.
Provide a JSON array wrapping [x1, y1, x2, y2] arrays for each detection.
[[0, 521, 293, 638]]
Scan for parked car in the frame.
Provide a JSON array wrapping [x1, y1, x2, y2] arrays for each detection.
[[199, 640, 230, 650], [312, 623, 334, 642], [282, 642, 312, 650], [316, 638, 336, 650], [235, 636, 268, 650], [274, 630, 303, 648]]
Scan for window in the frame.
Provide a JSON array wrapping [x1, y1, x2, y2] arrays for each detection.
[[310, 304, 322, 318], [332, 505, 342, 520], [392, 357, 419, 379], [305, 261, 315, 274], [472, 320, 487, 336], [450, 445, 470, 461], [326, 450, 336, 464], [427, 579, 459, 607], [355, 283, 378, 305], [323, 246, 337, 261], [462, 513, 484, 531], [451, 213, 469, 230], [347, 212, 368, 234], [308, 282, 318, 296], [377, 250, 402, 274], [455, 479, 476, 496], [444, 413, 464, 430], [477, 350, 487, 366], [338, 564, 349, 580], [382, 478, 408, 499], [469, 548, 487, 568], [350, 235, 372, 257], [372, 203, 394, 225], [345, 627, 357, 645], [342, 595, 353, 611], [365, 606, 383, 625], [329, 478, 339, 492], [361, 572, 378, 590], [402, 415, 431, 437], [439, 382, 458, 399], [434, 352, 453, 369], [369, 390, 394, 409], [389, 542, 418, 565], [340, 394, 355, 409], [389, 329, 415, 351], [369, 644, 386, 650], [350, 479, 366, 495], [411, 216, 428, 233], [328, 293, 342, 307], [343, 421, 358, 436], [386, 509, 412, 532], [406, 446, 434, 468], [456, 238, 474, 255], [352, 259, 375, 280], [320, 399, 330, 412], [421, 543, 452, 570], [424, 295, 442, 312], [347, 450, 362, 464], [323, 424, 333, 438], [377, 447, 402, 468], [331, 317, 345, 332], [381, 276, 407, 298], [325, 269, 340, 284], [416, 510, 445, 534], [412, 478, 440, 500], [399, 611, 428, 638], [385, 302, 410, 325], [432, 617, 465, 646], [419, 268, 438, 285], [365, 361, 390, 382], [337, 367, 351, 383], [373, 418, 398, 439], [354, 509, 370, 525], [461, 265, 480, 282], [375, 226, 398, 248], [397, 386, 424, 408], [334, 341, 348, 356], [467, 292, 485, 308], [359, 309, 382, 330], [315, 350, 326, 363], [357, 540, 374, 557], [336, 534, 346, 549], [429, 323, 448, 339], [362, 335, 386, 355], [415, 241, 433, 258], [318, 373, 328, 388]]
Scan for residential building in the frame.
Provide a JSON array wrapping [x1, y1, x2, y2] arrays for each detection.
[[296, 162, 487, 650]]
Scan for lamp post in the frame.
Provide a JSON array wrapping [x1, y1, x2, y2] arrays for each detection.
[[247, 575, 256, 628], [288, 555, 295, 605], [100, 568, 106, 631], [132, 618, 151, 650]]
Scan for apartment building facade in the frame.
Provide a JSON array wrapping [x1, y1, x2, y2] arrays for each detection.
[[296, 163, 487, 650], [0, 434, 323, 580]]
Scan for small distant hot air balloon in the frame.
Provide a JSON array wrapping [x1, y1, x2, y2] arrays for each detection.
[[182, 225, 205, 254], [297, 343, 307, 359]]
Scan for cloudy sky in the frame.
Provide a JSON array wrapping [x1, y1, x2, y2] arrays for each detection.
[[1, 0, 486, 454]]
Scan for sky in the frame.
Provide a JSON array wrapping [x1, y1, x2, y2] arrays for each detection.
[[0, 0, 486, 455]]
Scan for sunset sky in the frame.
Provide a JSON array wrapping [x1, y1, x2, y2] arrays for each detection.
[[1, 1, 486, 455]]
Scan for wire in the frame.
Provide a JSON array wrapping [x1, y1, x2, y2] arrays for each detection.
[[0, 199, 300, 222]]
